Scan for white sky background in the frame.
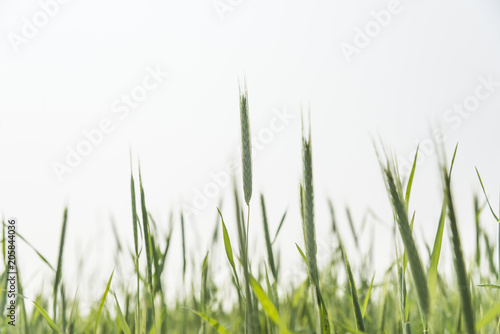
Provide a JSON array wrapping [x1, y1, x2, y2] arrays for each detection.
[[1, 0, 500, 305]]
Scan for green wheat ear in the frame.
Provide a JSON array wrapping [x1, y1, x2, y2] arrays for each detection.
[[440, 146, 475, 334], [376, 144, 430, 332], [301, 127, 318, 286], [239, 81, 252, 206], [300, 115, 331, 334]]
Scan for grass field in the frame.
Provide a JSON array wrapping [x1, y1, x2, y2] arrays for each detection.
[[3, 87, 500, 333]]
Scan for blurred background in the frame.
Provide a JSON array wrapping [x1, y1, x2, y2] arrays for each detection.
[[1, 0, 500, 306]]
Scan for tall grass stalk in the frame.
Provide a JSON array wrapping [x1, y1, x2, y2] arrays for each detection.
[[340, 241, 365, 332], [52, 207, 68, 322], [239, 82, 253, 207], [261, 194, 277, 281], [300, 116, 331, 334], [476, 167, 500, 282], [138, 164, 155, 332], [129, 157, 140, 332], [378, 150, 429, 332], [443, 160, 475, 334], [239, 82, 258, 333], [301, 127, 318, 287]]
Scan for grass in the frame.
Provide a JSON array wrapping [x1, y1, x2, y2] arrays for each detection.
[[4, 88, 500, 333], [377, 146, 430, 332]]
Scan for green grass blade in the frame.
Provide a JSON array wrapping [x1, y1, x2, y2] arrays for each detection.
[[130, 166, 139, 256], [114, 292, 132, 334], [475, 168, 499, 221], [403, 211, 416, 273], [379, 151, 429, 330], [272, 210, 287, 245], [341, 242, 365, 332], [33, 299, 60, 333], [474, 195, 482, 266], [95, 270, 114, 333], [334, 320, 365, 334], [315, 285, 332, 334], [129, 158, 141, 332], [218, 209, 241, 290], [428, 197, 447, 303], [476, 298, 500, 331], [16, 270, 30, 334], [483, 233, 498, 278], [449, 143, 459, 175], [362, 273, 375, 317], [249, 275, 291, 334], [201, 251, 209, 314], [53, 207, 68, 321], [261, 194, 277, 280], [180, 211, 187, 281], [211, 199, 223, 246], [404, 145, 419, 207], [328, 200, 338, 235], [67, 289, 79, 333], [295, 243, 308, 266], [11, 230, 55, 272], [139, 165, 154, 298], [443, 164, 475, 334], [191, 310, 233, 334], [18, 293, 60, 333], [346, 207, 359, 250], [378, 288, 388, 333], [429, 145, 457, 304], [477, 284, 500, 289]]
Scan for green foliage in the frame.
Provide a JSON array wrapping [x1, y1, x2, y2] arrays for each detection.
[[6, 90, 500, 334]]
